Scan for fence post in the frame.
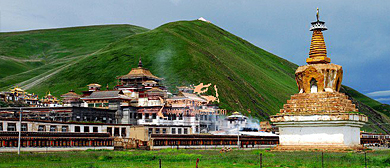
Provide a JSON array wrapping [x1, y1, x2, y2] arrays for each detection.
[[260, 153, 263, 168], [365, 152, 367, 168], [159, 158, 162, 168], [322, 152, 324, 168], [196, 158, 199, 168]]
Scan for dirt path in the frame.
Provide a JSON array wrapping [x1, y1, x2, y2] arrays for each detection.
[[0, 55, 43, 62], [18, 49, 103, 90]]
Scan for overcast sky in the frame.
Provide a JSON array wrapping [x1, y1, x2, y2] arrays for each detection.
[[0, 0, 389, 104]]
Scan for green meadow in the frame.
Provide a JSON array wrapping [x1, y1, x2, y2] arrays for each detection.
[[1, 149, 390, 168]]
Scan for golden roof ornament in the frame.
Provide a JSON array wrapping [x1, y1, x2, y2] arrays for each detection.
[[307, 8, 330, 64]]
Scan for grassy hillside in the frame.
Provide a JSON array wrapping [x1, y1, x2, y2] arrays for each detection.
[[25, 21, 298, 120], [0, 24, 149, 90], [340, 86, 390, 133], [0, 21, 389, 133]]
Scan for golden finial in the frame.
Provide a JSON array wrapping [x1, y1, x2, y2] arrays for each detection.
[[316, 8, 319, 21]]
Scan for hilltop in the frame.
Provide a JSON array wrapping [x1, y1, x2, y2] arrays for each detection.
[[0, 20, 389, 133]]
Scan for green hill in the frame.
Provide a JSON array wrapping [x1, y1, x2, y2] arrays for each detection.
[[1, 21, 389, 133], [0, 24, 149, 90]]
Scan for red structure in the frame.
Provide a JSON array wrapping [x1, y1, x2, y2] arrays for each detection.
[[0, 132, 113, 148]]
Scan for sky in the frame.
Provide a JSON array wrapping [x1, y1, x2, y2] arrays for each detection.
[[0, 0, 389, 104]]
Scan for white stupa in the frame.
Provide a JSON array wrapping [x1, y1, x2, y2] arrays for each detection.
[[197, 17, 210, 23]]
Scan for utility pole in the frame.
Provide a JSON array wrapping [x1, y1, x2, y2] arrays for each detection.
[[236, 123, 240, 149], [0, 10, 2, 32], [18, 107, 22, 155], [237, 132, 240, 149]]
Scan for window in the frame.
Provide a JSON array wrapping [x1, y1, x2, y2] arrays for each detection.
[[162, 128, 167, 134], [38, 125, 46, 132], [114, 127, 120, 136], [145, 113, 149, 119], [0, 123, 3, 131], [171, 128, 176, 134], [155, 128, 160, 134], [148, 128, 153, 136], [84, 126, 90, 133], [75, 126, 80, 132], [184, 128, 188, 134], [204, 115, 207, 121], [152, 113, 157, 119], [130, 113, 133, 119], [62, 126, 68, 132], [7, 123, 16, 131], [21, 123, 28, 131], [138, 113, 142, 119], [195, 126, 199, 133], [88, 104, 94, 107], [50, 125, 57, 132], [178, 128, 182, 134], [93, 127, 98, 133], [121, 128, 126, 137], [107, 127, 112, 135]]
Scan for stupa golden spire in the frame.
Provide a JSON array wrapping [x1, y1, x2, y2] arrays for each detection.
[[306, 8, 331, 64]]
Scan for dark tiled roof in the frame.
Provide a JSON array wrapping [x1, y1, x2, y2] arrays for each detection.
[[82, 90, 127, 99]]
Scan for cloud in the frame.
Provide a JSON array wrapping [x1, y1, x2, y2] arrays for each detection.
[[366, 90, 390, 97]]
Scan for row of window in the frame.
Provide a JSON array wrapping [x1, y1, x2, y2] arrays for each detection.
[[0, 122, 128, 137], [88, 103, 109, 108], [198, 115, 217, 121], [130, 113, 158, 119], [147, 127, 189, 135], [0, 123, 101, 133]]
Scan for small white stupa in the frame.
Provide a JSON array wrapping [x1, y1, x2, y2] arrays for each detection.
[[197, 17, 211, 23]]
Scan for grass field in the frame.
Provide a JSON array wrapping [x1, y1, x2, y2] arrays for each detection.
[[1, 149, 390, 168]]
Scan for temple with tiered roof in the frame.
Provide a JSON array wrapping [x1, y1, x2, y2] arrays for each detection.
[[270, 9, 368, 151]]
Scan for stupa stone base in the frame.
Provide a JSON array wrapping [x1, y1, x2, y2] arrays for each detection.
[[271, 114, 367, 151]]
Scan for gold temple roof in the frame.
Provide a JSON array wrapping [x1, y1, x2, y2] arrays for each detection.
[[117, 58, 162, 81], [117, 67, 162, 80], [146, 87, 164, 92], [87, 83, 101, 87]]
